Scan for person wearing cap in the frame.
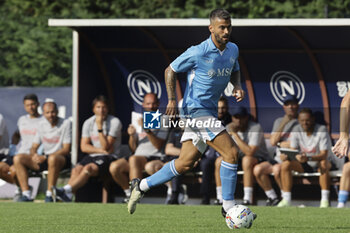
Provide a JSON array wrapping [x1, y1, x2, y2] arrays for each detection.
[[14, 100, 71, 202], [277, 108, 332, 208], [252, 94, 300, 206], [214, 106, 272, 205]]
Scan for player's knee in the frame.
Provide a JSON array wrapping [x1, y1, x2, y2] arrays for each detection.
[[176, 159, 194, 173], [272, 165, 281, 177], [222, 154, 238, 164], [144, 162, 154, 174], [281, 161, 291, 171], [253, 165, 262, 177], [47, 155, 57, 165], [319, 160, 330, 173], [319, 160, 328, 168], [109, 161, 118, 175], [13, 154, 24, 165], [221, 147, 238, 164], [242, 156, 254, 170], [129, 155, 141, 167]]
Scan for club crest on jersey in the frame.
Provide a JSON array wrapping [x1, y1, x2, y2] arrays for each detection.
[[208, 69, 216, 78], [230, 57, 235, 64]]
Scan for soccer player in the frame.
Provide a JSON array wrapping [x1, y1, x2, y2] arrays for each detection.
[[127, 9, 256, 221], [332, 90, 350, 207]]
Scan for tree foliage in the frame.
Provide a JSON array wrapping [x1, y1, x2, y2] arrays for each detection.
[[0, 0, 350, 86]]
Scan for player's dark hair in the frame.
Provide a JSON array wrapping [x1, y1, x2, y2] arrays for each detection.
[[23, 93, 38, 103], [92, 95, 109, 108], [218, 96, 228, 106], [298, 108, 313, 117], [210, 9, 231, 23]]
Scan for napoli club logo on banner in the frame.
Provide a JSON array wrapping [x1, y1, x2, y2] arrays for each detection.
[[127, 70, 162, 105], [270, 71, 305, 106]]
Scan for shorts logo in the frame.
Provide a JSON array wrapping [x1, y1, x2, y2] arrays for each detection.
[[143, 110, 161, 129], [95, 159, 104, 165], [127, 70, 162, 105], [270, 71, 305, 106]]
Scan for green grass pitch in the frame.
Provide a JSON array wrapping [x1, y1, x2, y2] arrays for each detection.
[[0, 202, 349, 232]]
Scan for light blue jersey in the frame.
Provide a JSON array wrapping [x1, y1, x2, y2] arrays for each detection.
[[170, 36, 240, 118]]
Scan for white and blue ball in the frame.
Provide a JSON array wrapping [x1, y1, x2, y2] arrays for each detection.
[[225, 205, 255, 229]]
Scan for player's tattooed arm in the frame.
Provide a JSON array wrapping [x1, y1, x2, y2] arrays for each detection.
[[165, 66, 178, 116], [230, 71, 245, 102], [165, 66, 177, 101]]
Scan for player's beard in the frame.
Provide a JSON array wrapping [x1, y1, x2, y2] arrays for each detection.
[[214, 33, 229, 46]]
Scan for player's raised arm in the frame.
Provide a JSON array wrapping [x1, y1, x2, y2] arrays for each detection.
[[333, 89, 350, 158], [165, 65, 178, 116], [230, 70, 245, 102]]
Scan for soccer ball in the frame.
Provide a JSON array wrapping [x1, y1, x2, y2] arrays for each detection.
[[225, 205, 255, 229]]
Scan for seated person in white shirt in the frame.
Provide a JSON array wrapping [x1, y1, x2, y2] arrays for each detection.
[[55, 95, 122, 202], [277, 108, 332, 208], [14, 100, 71, 202], [0, 94, 41, 187], [0, 113, 10, 183], [109, 93, 168, 202], [253, 94, 299, 206]]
